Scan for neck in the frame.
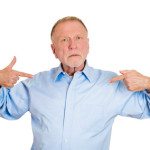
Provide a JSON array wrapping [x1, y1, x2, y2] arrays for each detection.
[[62, 63, 85, 76]]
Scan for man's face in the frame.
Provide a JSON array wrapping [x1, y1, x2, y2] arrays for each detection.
[[51, 20, 89, 68]]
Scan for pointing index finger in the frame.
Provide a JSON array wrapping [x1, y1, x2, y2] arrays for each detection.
[[16, 71, 33, 78], [110, 75, 125, 83]]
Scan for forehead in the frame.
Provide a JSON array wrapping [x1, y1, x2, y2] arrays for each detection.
[[53, 20, 87, 36]]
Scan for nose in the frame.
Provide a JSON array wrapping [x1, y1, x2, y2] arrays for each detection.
[[68, 38, 77, 50]]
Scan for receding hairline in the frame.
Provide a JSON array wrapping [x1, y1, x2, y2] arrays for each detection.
[[51, 16, 88, 40]]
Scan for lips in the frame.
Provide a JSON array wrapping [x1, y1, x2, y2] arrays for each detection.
[[69, 54, 80, 57]]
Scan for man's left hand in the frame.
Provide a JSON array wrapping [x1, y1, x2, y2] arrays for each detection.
[[110, 70, 150, 92]]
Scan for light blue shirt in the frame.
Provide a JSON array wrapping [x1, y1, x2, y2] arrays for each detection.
[[0, 63, 150, 150]]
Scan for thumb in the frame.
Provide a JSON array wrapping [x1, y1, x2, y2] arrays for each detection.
[[6, 56, 16, 69]]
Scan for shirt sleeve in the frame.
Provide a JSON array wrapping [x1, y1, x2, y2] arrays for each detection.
[[145, 89, 150, 95], [0, 80, 30, 120], [117, 81, 150, 119]]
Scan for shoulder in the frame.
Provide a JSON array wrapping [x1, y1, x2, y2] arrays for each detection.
[[21, 67, 58, 87], [91, 66, 118, 81]]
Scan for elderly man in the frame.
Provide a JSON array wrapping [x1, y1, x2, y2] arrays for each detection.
[[0, 16, 150, 150]]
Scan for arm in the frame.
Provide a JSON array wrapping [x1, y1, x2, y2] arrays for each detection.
[[0, 57, 33, 119], [0, 81, 31, 120], [110, 70, 150, 118]]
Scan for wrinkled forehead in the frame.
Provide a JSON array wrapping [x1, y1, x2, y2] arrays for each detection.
[[52, 20, 88, 39]]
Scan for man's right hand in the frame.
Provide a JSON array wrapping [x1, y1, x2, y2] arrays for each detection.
[[0, 56, 33, 88]]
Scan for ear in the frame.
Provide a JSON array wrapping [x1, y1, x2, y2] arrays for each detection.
[[51, 44, 58, 58]]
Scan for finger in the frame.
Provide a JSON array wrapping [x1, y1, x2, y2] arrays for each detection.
[[6, 56, 16, 69], [15, 71, 33, 78], [11, 76, 20, 83], [109, 75, 125, 83], [119, 70, 129, 75], [8, 78, 18, 84], [3, 83, 14, 88]]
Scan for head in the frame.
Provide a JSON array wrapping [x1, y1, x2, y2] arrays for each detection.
[[51, 16, 89, 68]]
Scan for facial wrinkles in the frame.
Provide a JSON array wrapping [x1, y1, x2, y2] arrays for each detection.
[[52, 21, 89, 66], [52, 21, 88, 42], [58, 39, 83, 58]]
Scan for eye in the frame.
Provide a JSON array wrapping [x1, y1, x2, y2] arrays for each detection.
[[76, 36, 82, 40], [61, 37, 69, 42]]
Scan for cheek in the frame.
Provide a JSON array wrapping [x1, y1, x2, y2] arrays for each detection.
[[81, 44, 89, 55], [55, 47, 68, 60]]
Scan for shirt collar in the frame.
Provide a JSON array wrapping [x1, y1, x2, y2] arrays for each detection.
[[53, 64, 65, 82], [82, 62, 94, 82], [53, 61, 95, 82]]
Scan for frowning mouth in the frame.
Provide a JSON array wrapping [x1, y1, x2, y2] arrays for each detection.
[[69, 54, 80, 57]]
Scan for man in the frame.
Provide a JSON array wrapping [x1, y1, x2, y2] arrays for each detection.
[[0, 16, 150, 150]]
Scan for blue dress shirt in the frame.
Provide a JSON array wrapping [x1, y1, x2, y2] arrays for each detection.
[[0, 63, 150, 150]]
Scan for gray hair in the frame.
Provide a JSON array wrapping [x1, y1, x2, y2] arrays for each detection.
[[51, 16, 88, 39]]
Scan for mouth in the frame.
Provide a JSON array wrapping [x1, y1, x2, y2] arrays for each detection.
[[69, 54, 80, 57]]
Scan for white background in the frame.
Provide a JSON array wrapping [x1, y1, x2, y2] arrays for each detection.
[[0, 0, 150, 149]]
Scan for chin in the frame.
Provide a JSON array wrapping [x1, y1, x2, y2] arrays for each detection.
[[65, 56, 85, 68], [68, 60, 84, 68]]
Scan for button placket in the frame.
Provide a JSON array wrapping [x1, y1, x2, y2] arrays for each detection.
[[61, 75, 77, 150]]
